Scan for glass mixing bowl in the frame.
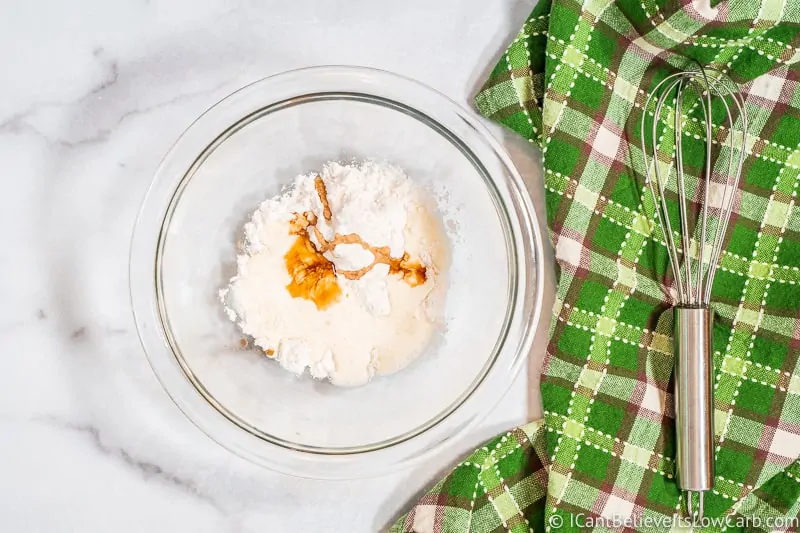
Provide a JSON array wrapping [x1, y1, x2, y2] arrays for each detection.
[[130, 66, 543, 478]]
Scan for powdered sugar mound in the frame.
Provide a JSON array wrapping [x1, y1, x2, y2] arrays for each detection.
[[220, 160, 449, 387]]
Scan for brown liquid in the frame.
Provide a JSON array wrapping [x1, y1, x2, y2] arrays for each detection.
[[284, 230, 342, 310], [327, 239, 427, 287], [283, 177, 428, 308], [314, 176, 332, 221], [388, 253, 427, 286]]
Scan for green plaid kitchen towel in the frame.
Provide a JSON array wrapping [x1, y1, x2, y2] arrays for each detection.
[[392, 0, 800, 531]]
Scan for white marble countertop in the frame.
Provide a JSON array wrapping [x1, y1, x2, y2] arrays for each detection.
[[0, 1, 553, 531]]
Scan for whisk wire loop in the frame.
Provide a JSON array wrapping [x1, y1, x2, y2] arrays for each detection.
[[645, 72, 688, 303], [640, 65, 747, 307]]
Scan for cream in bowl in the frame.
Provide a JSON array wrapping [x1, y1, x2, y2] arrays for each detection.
[[130, 66, 543, 478]]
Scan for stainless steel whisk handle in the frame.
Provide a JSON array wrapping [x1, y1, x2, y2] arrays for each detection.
[[674, 306, 715, 516]]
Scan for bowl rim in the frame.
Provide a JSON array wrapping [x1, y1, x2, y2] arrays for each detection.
[[130, 64, 545, 479]]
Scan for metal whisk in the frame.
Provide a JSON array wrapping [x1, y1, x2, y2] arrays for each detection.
[[640, 64, 747, 520]]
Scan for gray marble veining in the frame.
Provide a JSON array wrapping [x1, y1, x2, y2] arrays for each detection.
[[0, 1, 552, 531]]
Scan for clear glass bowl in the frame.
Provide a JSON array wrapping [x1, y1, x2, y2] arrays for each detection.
[[130, 66, 544, 479]]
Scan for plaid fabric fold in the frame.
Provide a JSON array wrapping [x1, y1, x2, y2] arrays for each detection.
[[391, 422, 550, 533], [393, 1, 800, 531]]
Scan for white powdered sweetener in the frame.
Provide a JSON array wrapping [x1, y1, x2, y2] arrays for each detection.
[[219, 161, 448, 387]]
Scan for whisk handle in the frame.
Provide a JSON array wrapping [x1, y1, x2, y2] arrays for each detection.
[[674, 306, 715, 492]]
